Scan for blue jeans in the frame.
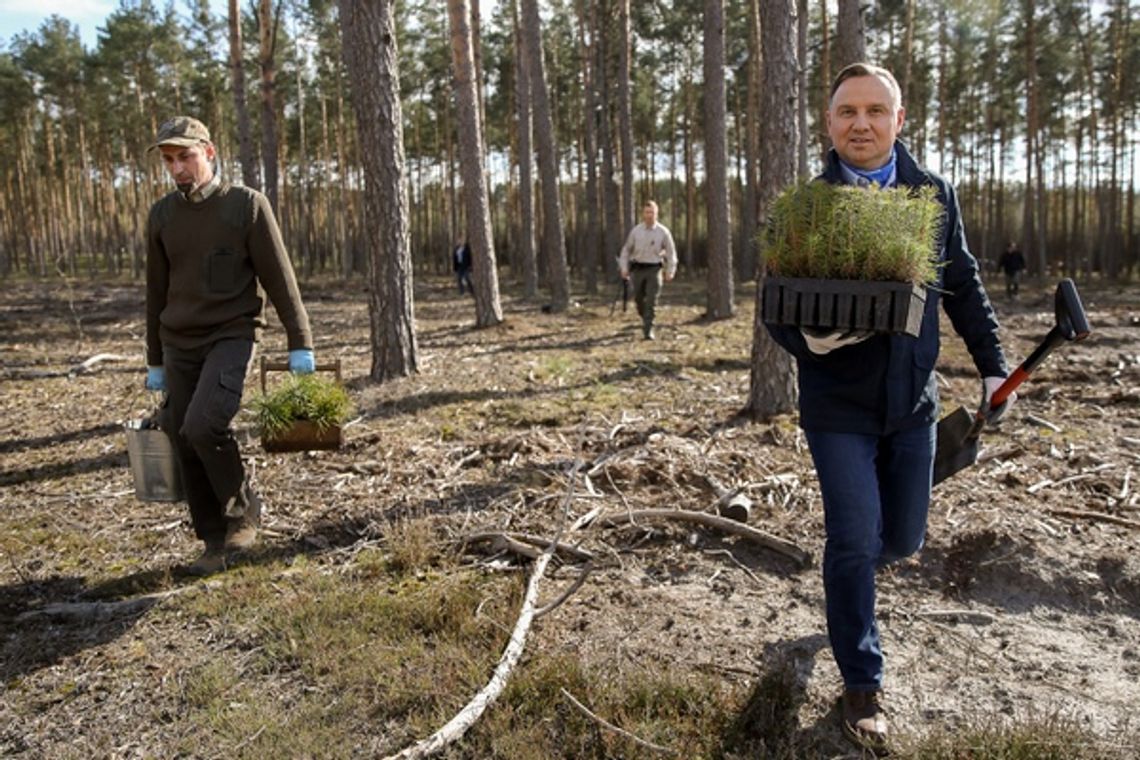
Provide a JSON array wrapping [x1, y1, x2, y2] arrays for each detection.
[[805, 423, 935, 690]]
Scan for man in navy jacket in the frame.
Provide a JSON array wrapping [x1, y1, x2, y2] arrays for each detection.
[[766, 63, 1014, 754]]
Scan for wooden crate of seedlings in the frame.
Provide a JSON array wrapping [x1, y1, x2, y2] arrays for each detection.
[[255, 357, 351, 452], [760, 181, 943, 337]]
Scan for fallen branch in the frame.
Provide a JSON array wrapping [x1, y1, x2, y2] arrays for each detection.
[[596, 509, 811, 568], [914, 608, 996, 626], [1046, 508, 1140, 530], [703, 473, 752, 523], [16, 582, 214, 623], [464, 531, 594, 562], [559, 688, 678, 756], [383, 553, 553, 760], [383, 440, 586, 759], [535, 563, 594, 619], [1025, 413, 1062, 432], [72, 352, 129, 375]]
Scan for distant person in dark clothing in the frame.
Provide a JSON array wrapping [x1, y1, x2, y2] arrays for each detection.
[[453, 241, 473, 296], [998, 242, 1026, 299]]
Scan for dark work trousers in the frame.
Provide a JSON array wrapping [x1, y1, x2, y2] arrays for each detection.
[[630, 264, 663, 336], [161, 338, 254, 546]]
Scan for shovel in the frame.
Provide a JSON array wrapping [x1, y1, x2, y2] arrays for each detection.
[[933, 278, 1091, 486]]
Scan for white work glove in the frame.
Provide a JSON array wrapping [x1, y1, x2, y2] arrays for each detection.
[[800, 328, 873, 355], [981, 375, 1017, 424]]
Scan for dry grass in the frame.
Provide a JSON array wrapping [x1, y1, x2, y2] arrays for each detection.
[[2, 276, 1138, 759]]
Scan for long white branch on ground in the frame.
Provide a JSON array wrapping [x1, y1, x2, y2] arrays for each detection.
[[381, 548, 553, 760]]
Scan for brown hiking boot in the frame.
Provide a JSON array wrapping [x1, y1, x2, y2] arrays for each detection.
[[186, 542, 227, 577], [224, 519, 258, 551], [223, 484, 262, 551], [841, 689, 889, 755]]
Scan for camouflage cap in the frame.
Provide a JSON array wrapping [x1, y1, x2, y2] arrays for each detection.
[[149, 116, 211, 151]]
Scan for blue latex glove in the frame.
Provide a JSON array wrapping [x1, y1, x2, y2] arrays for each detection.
[[289, 349, 316, 374], [145, 366, 166, 392]]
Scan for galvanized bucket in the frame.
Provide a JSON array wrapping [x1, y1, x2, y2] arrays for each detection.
[[125, 419, 185, 502]]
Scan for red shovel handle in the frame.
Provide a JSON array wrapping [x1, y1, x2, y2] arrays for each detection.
[[988, 366, 1028, 410]]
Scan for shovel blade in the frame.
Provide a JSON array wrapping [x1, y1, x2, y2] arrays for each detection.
[[933, 406, 980, 486]]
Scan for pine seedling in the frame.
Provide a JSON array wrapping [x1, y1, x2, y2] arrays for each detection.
[[762, 181, 943, 285]]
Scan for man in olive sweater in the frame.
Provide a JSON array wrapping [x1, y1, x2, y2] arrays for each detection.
[[145, 116, 316, 576]]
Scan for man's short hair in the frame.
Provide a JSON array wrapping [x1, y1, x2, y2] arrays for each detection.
[[149, 116, 212, 152], [643, 200, 659, 212], [829, 63, 903, 112]]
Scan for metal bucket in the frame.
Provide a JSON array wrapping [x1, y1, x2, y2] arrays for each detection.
[[125, 420, 185, 502]]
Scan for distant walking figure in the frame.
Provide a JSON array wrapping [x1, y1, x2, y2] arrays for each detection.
[[453, 241, 473, 296], [618, 201, 678, 340], [998, 241, 1026, 299]]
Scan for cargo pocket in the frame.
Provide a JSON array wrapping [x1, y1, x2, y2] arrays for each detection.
[[204, 367, 246, 427], [207, 248, 238, 293]]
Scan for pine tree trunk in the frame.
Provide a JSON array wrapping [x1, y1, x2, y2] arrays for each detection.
[[578, 0, 600, 295], [617, 0, 634, 234], [338, 0, 418, 381], [521, 0, 570, 311], [229, 0, 259, 189], [742, 0, 761, 281], [704, 0, 733, 319], [747, 0, 798, 420], [259, 0, 280, 212], [598, 11, 621, 283], [448, 0, 504, 326], [796, 0, 809, 178], [835, 0, 866, 68], [513, 0, 538, 298], [1022, 0, 1039, 274], [818, 0, 832, 159]]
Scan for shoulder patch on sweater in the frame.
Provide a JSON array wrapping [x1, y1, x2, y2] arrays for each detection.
[[149, 192, 180, 229], [219, 185, 257, 231]]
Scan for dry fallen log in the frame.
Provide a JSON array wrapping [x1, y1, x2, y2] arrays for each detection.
[[463, 531, 595, 562], [914, 608, 996, 626], [1046, 508, 1140, 530], [595, 509, 811, 568], [16, 582, 215, 623]]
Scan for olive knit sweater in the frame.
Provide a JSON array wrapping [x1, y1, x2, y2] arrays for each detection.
[[145, 182, 312, 366]]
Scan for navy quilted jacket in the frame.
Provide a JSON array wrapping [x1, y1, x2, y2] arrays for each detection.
[[765, 141, 1009, 435]]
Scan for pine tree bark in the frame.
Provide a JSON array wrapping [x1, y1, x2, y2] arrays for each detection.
[[228, 0, 259, 189], [598, 10, 621, 282], [741, 0, 761, 282], [1022, 0, 1039, 273], [521, 0, 570, 311], [617, 0, 634, 234], [835, 0, 866, 68], [578, 0, 600, 295], [704, 0, 733, 318], [339, 0, 418, 381], [746, 0, 798, 420], [258, 0, 280, 210], [448, 0, 504, 326], [513, 0, 538, 298]]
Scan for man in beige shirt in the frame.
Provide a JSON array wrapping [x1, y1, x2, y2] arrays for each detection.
[[619, 201, 678, 340]]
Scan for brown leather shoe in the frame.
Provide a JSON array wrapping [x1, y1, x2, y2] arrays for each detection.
[[223, 484, 261, 550], [186, 542, 227, 577], [841, 689, 889, 755], [224, 519, 258, 551]]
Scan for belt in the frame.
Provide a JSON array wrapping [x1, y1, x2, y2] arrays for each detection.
[[630, 261, 663, 270]]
